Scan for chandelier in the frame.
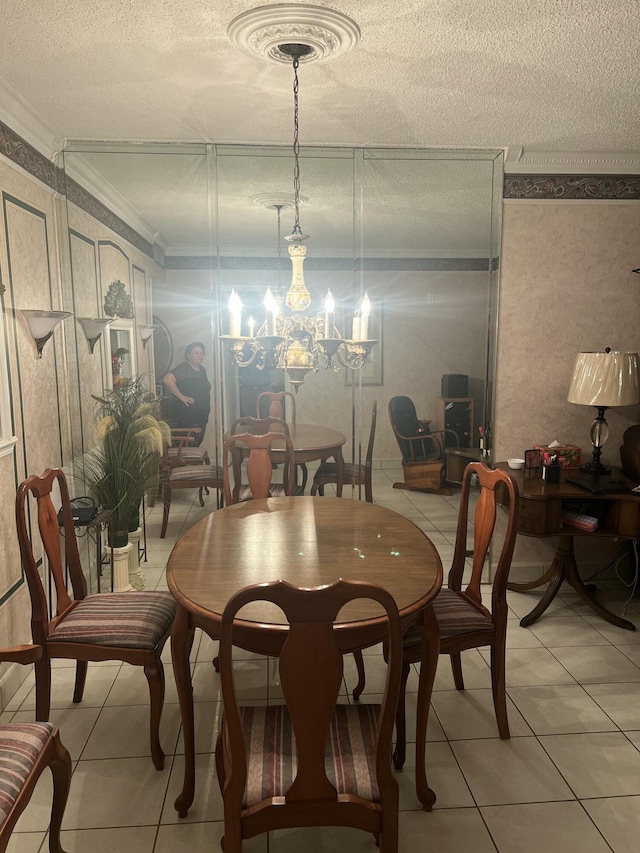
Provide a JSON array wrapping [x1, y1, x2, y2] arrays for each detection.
[[220, 41, 376, 390]]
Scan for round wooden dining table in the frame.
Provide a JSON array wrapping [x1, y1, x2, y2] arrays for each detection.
[[167, 496, 443, 816]]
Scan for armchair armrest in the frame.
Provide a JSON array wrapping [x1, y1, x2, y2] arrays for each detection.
[[0, 644, 42, 665]]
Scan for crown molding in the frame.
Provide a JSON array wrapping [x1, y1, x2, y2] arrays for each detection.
[[64, 154, 158, 245], [0, 75, 61, 160], [504, 147, 640, 175]]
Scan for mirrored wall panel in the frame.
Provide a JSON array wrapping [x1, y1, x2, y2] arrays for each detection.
[[61, 142, 503, 496]]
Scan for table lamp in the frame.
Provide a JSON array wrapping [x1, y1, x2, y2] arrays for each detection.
[[567, 348, 640, 475]]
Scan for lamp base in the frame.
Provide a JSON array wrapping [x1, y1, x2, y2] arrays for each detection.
[[580, 461, 611, 476]]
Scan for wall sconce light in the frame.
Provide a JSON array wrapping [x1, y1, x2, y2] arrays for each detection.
[[138, 324, 156, 349], [77, 317, 112, 354], [20, 310, 72, 358]]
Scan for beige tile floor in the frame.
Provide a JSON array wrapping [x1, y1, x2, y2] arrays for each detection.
[[5, 468, 640, 852]]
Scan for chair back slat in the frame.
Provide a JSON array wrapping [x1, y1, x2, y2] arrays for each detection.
[[449, 462, 519, 610], [218, 578, 402, 807], [256, 390, 297, 424], [16, 469, 87, 639], [223, 431, 296, 504]]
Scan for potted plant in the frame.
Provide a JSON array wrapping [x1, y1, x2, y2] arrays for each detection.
[[81, 377, 171, 548]]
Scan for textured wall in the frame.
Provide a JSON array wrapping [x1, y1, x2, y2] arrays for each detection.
[[495, 201, 640, 577]]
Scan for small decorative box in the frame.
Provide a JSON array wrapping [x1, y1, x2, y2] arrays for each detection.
[[534, 445, 581, 469]]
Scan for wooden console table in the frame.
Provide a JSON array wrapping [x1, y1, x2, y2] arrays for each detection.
[[496, 463, 639, 632]]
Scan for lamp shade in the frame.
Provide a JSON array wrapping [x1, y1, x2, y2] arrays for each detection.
[[78, 317, 112, 353], [567, 351, 640, 407], [20, 310, 72, 358]]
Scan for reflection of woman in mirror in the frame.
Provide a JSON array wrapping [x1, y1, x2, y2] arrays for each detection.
[[163, 341, 211, 445]]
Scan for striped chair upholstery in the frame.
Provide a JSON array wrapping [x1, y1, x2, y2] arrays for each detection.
[[241, 703, 381, 808], [0, 724, 55, 826], [167, 445, 209, 466], [403, 588, 491, 644], [51, 591, 176, 649], [216, 579, 402, 852]]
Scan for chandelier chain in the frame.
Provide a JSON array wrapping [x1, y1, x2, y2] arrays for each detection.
[[292, 55, 302, 232]]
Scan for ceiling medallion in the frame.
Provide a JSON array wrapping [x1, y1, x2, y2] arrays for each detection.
[[248, 193, 308, 210], [227, 4, 360, 64]]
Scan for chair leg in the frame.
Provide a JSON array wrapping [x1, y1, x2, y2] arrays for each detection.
[[392, 659, 412, 771], [144, 654, 167, 770], [72, 660, 88, 704], [34, 656, 52, 721], [352, 650, 366, 701], [48, 731, 72, 853], [161, 483, 171, 539], [299, 463, 308, 492], [310, 480, 319, 496], [198, 487, 205, 507], [450, 651, 464, 690], [490, 642, 510, 739]]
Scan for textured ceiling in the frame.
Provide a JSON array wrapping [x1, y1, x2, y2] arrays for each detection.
[[2, 1, 638, 255], [0, 0, 639, 155]]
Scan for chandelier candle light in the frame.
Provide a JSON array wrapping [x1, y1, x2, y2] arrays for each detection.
[[220, 19, 375, 390]]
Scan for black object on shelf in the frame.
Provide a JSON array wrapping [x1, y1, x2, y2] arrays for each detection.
[[441, 374, 468, 397]]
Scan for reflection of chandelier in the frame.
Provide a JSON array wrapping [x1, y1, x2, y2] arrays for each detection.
[[220, 42, 376, 390]]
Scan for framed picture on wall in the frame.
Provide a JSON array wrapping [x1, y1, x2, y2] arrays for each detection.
[[344, 299, 383, 386]]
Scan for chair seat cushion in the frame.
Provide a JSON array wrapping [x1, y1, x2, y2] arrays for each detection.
[[240, 703, 381, 808], [167, 446, 209, 465], [50, 591, 176, 649], [169, 465, 223, 483], [0, 723, 54, 825], [404, 588, 493, 645]]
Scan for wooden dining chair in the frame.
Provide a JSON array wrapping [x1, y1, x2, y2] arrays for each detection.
[[256, 390, 308, 490], [16, 468, 177, 770], [149, 427, 210, 508], [222, 431, 298, 505], [353, 461, 519, 782], [0, 644, 72, 853], [311, 401, 377, 502], [215, 578, 403, 853], [167, 427, 210, 466], [160, 440, 224, 538]]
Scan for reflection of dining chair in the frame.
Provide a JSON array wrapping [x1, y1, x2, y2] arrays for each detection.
[[256, 390, 308, 490], [16, 468, 177, 770], [167, 427, 210, 466], [160, 440, 224, 538], [223, 431, 298, 505], [311, 401, 377, 502], [0, 643, 72, 853], [215, 578, 402, 853], [354, 461, 519, 782], [149, 427, 210, 508], [389, 395, 457, 494]]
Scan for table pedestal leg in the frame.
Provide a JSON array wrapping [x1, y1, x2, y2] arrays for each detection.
[[172, 604, 196, 817], [519, 535, 636, 631], [414, 604, 439, 811], [335, 448, 345, 498]]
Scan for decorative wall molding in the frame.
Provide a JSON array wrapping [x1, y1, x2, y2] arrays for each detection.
[[165, 255, 496, 272], [504, 148, 640, 175], [0, 120, 62, 193], [504, 175, 640, 200], [0, 119, 155, 260]]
